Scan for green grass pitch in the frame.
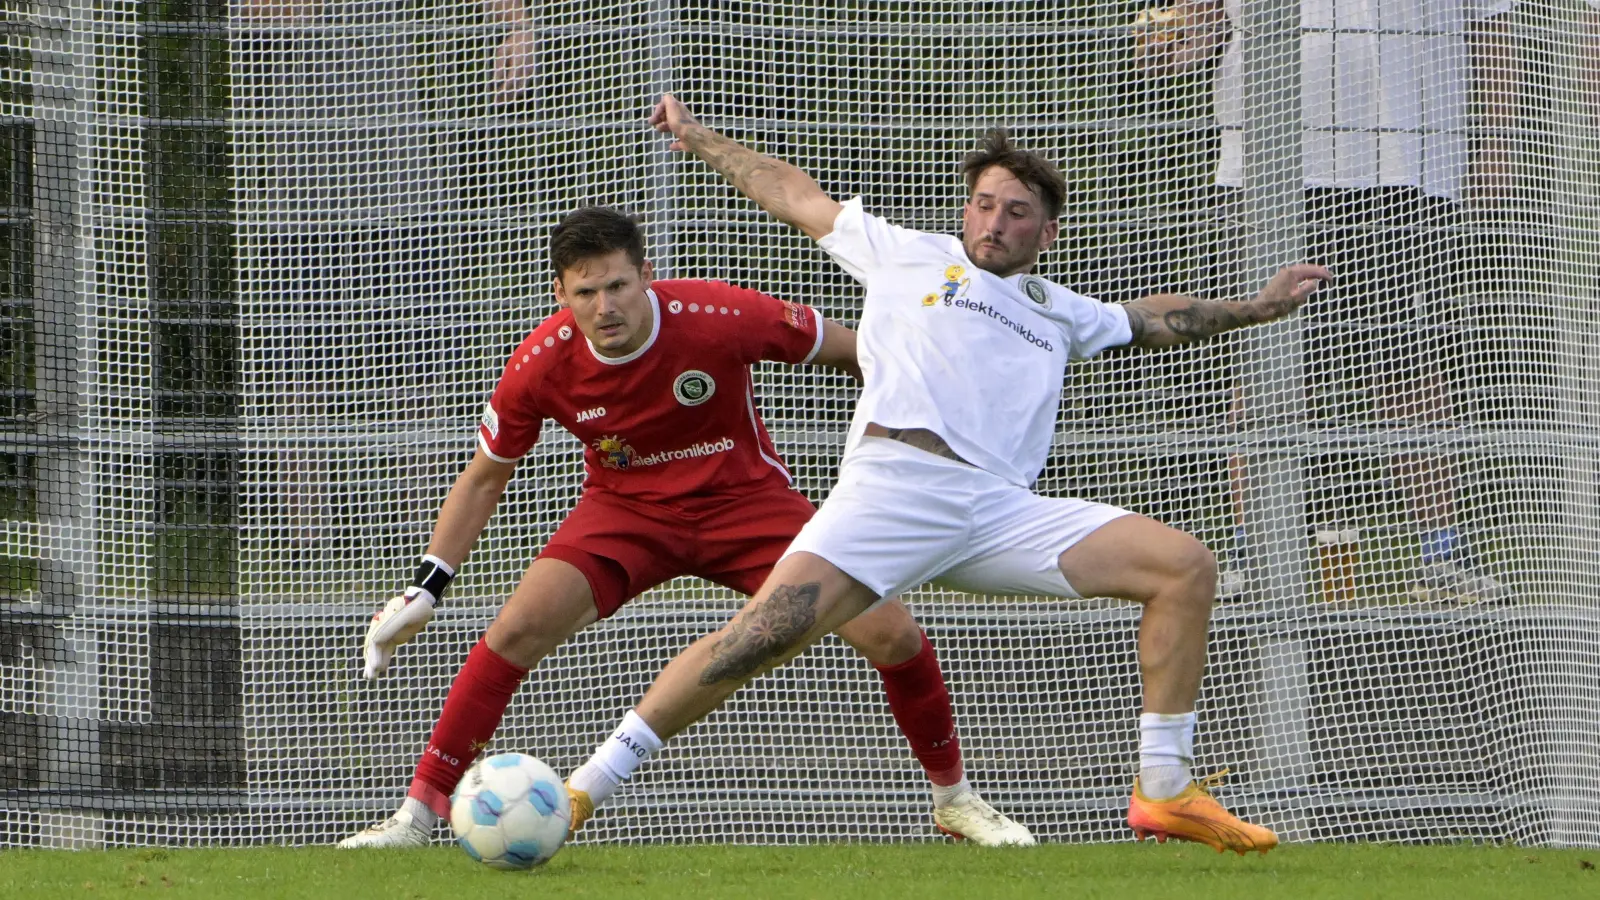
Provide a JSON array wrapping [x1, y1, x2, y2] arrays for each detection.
[[2, 844, 1596, 899]]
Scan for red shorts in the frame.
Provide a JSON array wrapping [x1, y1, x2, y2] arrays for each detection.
[[536, 486, 817, 619]]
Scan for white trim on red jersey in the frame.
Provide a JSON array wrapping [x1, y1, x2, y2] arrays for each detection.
[[586, 288, 663, 366], [476, 432, 519, 464], [800, 311, 826, 364], [744, 383, 793, 484]]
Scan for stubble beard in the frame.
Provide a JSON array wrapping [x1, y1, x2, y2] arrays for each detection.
[[965, 232, 1041, 278]]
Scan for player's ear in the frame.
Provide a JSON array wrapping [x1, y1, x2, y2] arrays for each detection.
[[1038, 217, 1060, 251], [638, 258, 654, 285], [553, 276, 570, 309]]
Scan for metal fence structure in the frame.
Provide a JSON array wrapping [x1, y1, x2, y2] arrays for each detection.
[[2, 0, 1598, 847]]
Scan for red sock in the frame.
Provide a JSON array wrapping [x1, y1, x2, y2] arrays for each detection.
[[408, 637, 529, 817], [874, 631, 963, 786]]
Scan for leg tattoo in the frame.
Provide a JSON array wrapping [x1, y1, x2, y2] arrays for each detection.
[[699, 582, 821, 685]]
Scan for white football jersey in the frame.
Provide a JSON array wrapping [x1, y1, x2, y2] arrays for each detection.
[[1214, 0, 1512, 199], [818, 199, 1131, 488]]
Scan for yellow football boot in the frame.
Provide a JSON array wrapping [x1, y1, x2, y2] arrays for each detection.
[[565, 782, 594, 840]]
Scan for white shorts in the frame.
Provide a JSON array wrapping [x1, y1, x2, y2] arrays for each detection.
[[783, 436, 1134, 600]]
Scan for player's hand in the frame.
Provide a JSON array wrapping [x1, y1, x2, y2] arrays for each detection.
[[1132, 2, 1227, 76], [362, 587, 437, 680], [492, 27, 536, 104], [1247, 264, 1333, 323], [648, 94, 702, 151]]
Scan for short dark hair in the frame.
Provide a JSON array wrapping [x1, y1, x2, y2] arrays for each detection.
[[549, 207, 646, 278], [961, 129, 1066, 220]]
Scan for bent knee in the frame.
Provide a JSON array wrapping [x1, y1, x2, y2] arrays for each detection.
[[1167, 536, 1218, 601], [484, 616, 566, 666], [836, 603, 924, 666], [486, 600, 591, 666], [1178, 536, 1218, 580]]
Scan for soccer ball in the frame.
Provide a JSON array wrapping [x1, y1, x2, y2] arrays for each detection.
[[450, 753, 570, 870]]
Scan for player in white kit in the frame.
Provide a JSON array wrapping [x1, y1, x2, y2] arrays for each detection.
[[563, 95, 1330, 854]]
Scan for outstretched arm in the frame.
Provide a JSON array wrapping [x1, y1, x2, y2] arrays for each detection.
[[808, 318, 863, 383], [649, 94, 843, 241], [1124, 263, 1331, 349]]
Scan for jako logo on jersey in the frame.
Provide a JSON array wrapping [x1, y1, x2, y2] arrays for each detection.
[[480, 402, 500, 440], [950, 298, 1055, 352], [558, 325, 574, 340], [925, 264, 971, 307], [673, 370, 716, 406], [668, 299, 684, 314], [1019, 274, 1052, 310], [576, 406, 606, 422]]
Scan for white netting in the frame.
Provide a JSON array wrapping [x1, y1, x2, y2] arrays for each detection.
[[3, 0, 1599, 847]]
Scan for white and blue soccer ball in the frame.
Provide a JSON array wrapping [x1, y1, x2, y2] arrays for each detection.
[[449, 753, 570, 870]]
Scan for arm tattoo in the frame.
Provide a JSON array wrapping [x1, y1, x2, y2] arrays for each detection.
[[1161, 302, 1247, 342], [699, 582, 821, 685], [1125, 297, 1251, 348], [1125, 306, 1150, 345], [681, 125, 795, 220]]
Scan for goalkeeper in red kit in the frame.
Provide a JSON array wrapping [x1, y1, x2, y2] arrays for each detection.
[[338, 207, 1033, 848]]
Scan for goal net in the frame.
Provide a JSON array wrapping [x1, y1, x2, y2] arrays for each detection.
[[3, 0, 1599, 847]]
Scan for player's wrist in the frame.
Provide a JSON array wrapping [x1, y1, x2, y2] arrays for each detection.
[[409, 554, 456, 606], [681, 120, 723, 151]]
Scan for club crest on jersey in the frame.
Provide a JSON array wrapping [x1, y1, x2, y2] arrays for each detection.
[[593, 435, 638, 470], [673, 370, 716, 406], [925, 264, 971, 307], [1019, 275, 1051, 310]]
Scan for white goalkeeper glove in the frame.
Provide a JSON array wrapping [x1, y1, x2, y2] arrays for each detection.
[[363, 555, 455, 680]]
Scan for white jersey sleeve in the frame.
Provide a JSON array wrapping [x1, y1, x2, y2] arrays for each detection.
[[1067, 297, 1133, 360], [817, 197, 927, 284], [1035, 282, 1132, 360]]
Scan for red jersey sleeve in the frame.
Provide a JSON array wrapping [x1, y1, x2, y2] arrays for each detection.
[[691, 280, 824, 365], [476, 340, 545, 462]]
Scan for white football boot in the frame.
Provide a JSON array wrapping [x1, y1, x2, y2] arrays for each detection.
[[337, 808, 432, 848], [932, 790, 1036, 847], [1410, 558, 1510, 606]]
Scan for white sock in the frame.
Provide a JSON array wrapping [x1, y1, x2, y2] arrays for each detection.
[[1139, 711, 1197, 801], [567, 710, 663, 806], [399, 796, 437, 831], [931, 776, 972, 809]]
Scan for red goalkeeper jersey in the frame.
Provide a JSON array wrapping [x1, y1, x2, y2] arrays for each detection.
[[477, 279, 825, 512]]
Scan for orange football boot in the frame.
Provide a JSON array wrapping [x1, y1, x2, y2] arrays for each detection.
[[565, 782, 594, 840], [1127, 769, 1277, 856]]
